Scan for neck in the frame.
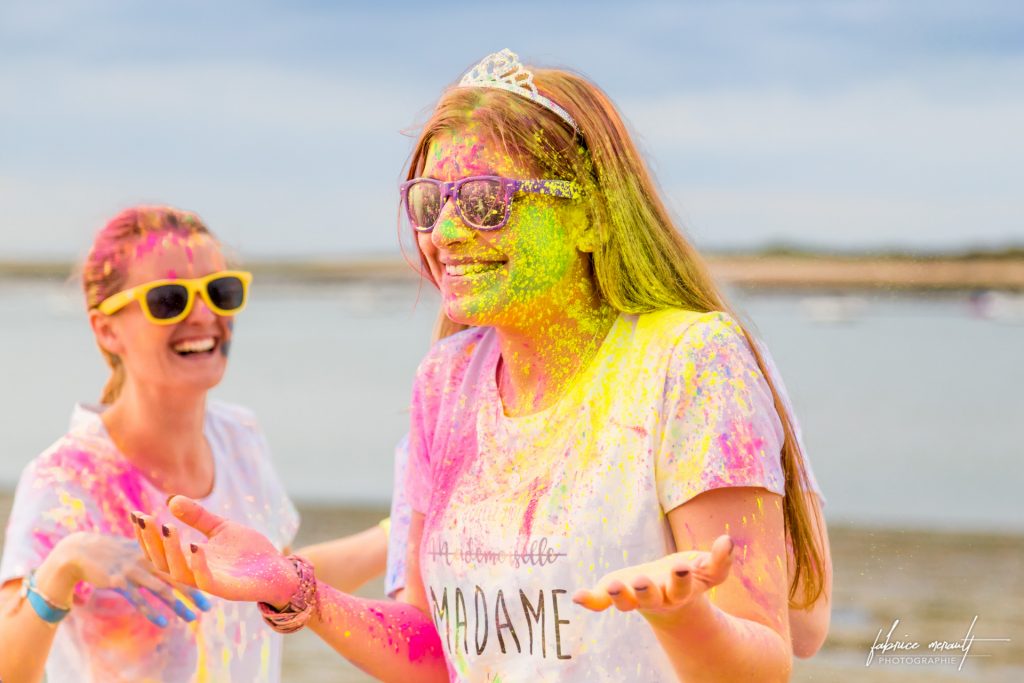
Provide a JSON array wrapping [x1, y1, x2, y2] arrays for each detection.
[[494, 278, 617, 416], [101, 379, 214, 498]]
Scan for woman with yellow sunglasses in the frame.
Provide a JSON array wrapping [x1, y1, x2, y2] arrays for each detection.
[[0, 206, 299, 683]]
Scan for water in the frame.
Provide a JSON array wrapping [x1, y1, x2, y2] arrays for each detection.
[[1, 277, 1021, 533]]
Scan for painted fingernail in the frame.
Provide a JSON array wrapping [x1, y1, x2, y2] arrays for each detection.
[[607, 588, 621, 596], [137, 518, 146, 530], [190, 591, 212, 611], [149, 614, 169, 628], [130, 512, 137, 524], [675, 569, 690, 578], [161, 525, 171, 538], [190, 544, 198, 553], [634, 584, 649, 592], [174, 600, 197, 622]]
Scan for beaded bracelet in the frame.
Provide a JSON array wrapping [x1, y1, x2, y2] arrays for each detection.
[[257, 555, 319, 634]]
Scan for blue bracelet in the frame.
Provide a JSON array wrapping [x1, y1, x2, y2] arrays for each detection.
[[21, 570, 71, 624]]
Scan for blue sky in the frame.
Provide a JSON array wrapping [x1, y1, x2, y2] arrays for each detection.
[[1, 0, 1022, 259]]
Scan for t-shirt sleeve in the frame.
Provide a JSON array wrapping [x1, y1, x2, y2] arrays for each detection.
[[0, 456, 99, 586], [385, 435, 412, 598], [754, 338, 827, 508], [655, 312, 787, 513]]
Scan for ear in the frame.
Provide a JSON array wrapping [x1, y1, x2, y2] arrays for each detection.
[[570, 203, 600, 254], [89, 309, 125, 357]]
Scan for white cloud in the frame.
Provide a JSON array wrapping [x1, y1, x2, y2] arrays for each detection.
[[2, 0, 1022, 256]]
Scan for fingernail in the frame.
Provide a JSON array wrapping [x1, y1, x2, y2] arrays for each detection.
[[137, 518, 146, 530], [675, 569, 690, 578], [149, 614, 169, 628], [190, 591, 212, 611], [729, 538, 735, 554], [634, 585, 648, 592], [174, 600, 197, 622], [161, 525, 171, 538], [130, 512, 137, 524], [607, 588, 621, 596], [166, 494, 176, 506], [190, 544, 198, 553]]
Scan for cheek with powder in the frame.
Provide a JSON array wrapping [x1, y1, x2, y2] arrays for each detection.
[[453, 203, 578, 324], [502, 204, 576, 304]]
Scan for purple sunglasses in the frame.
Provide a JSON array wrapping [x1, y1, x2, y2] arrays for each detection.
[[400, 175, 580, 232]]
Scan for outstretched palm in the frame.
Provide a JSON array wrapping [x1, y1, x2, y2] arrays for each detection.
[[131, 496, 298, 607], [572, 534, 735, 619]]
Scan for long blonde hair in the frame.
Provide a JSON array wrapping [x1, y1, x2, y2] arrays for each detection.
[[82, 206, 213, 404], [407, 66, 825, 608]]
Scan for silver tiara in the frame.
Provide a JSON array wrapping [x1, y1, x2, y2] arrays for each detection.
[[457, 48, 579, 132]]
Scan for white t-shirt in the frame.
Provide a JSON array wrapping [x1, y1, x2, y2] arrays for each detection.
[[385, 435, 413, 599], [0, 401, 300, 683], [406, 309, 824, 682]]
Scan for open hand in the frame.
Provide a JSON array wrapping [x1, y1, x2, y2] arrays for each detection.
[[572, 534, 735, 619], [50, 532, 208, 627], [131, 496, 298, 607]]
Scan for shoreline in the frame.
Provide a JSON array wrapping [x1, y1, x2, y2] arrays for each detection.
[[3, 253, 1024, 291]]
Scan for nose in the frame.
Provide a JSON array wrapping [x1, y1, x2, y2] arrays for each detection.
[[185, 294, 217, 324], [430, 197, 474, 250]]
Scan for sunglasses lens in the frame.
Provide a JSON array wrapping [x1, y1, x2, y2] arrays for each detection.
[[207, 276, 245, 311], [457, 178, 506, 228], [145, 284, 189, 320], [406, 181, 442, 230]]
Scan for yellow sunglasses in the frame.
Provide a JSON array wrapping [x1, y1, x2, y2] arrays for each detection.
[[96, 270, 252, 325]]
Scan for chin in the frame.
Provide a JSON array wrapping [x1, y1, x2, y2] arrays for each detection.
[[172, 365, 228, 394], [443, 299, 492, 329]]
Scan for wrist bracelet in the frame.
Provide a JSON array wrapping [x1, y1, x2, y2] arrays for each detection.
[[21, 569, 72, 624], [258, 555, 319, 634]]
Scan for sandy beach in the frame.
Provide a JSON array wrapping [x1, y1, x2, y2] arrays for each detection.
[[1, 493, 1020, 682], [5, 253, 1024, 291]]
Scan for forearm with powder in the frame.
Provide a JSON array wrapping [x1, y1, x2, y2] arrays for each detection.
[[303, 581, 448, 683], [647, 594, 792, 683]]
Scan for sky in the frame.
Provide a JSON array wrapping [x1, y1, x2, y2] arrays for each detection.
[[1, 0, 1022, 260]]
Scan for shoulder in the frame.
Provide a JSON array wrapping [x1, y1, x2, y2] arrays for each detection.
[[206, 400, 268, 446], [633, 309, 768, 400], [27, 421, 125, 487], [6, 418, 144, 537], [632, 308, 749, 358], [206, 400, 260, 430], [414, 326, 492, 387], [204, 400, 271, 464]]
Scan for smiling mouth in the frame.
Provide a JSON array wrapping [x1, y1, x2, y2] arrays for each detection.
[[444, 262, 505, 277], [171, 337, 218, 357]]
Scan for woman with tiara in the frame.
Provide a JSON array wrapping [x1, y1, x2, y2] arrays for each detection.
[[139, 50, 832, 681]]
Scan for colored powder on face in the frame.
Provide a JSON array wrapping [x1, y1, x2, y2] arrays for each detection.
[[220, 320, 234, 358], [419, 129, 584, 331]]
